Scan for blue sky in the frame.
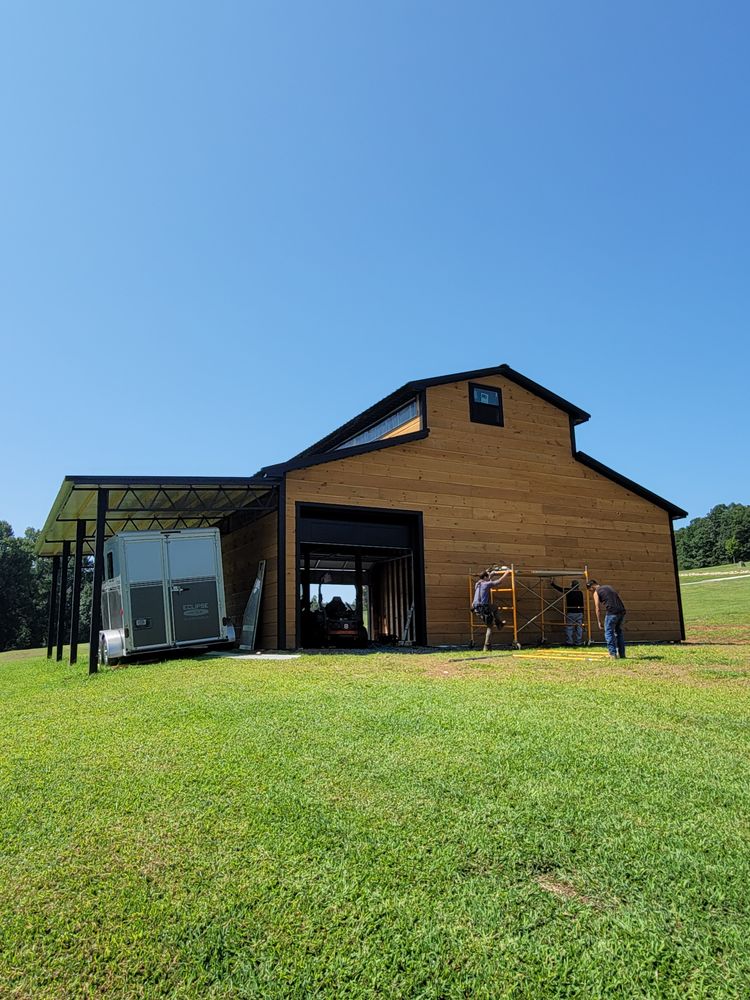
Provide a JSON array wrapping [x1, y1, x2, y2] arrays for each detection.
[[1, 1, 748, 534]]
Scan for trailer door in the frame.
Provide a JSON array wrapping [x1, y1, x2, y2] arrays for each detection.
[[124, 536, 169, 649], [165, 534, 221, 644]]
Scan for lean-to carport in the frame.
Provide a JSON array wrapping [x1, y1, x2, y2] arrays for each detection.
[[36, 476, 280, 674]]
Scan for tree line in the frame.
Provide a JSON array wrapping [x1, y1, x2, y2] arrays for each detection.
[[0, 522, 92, 652], [674, 503, 750, 569]]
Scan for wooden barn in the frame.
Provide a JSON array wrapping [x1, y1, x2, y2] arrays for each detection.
[[224, 364, 686, 649], [38, 365, 686, 669]]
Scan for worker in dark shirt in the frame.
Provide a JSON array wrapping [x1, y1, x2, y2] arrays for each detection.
[[550, 578, 584, 645], [586, 580, 627, 658]]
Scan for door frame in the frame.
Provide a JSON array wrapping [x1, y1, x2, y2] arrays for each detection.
[[294, 501, 427, 648]]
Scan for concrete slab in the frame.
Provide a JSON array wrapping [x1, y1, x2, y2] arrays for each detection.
[[199, 651, 301, 661]]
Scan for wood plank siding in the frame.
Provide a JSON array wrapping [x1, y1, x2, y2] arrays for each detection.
[[283, 374, 682, 647], [382, 415, 422, 439], [221, 511, 278, 649]]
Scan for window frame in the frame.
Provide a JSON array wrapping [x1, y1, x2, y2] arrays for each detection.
[[334, 396, 422, 451], [468, 382, 504, 427]]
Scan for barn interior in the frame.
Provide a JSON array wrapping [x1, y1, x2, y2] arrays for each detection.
[[296, 504, 425, 648], [299, 547, 416, 647]]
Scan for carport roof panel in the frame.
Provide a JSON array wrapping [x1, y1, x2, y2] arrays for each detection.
[[36, 475, 280, 556]]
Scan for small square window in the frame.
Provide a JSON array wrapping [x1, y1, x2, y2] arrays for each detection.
[[469, 382, 504, 426]]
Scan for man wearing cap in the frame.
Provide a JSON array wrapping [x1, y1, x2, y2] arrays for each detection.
[[472, 566, 510, 650], [587, 579, 627, 658]]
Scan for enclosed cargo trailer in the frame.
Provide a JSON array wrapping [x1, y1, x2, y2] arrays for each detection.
[[99, 528, 235, 664]]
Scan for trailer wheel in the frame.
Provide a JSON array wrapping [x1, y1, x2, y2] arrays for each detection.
[[99, 638, 119, 667]]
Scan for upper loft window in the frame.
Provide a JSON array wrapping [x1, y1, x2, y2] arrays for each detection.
[[335, 397, 421, 450], [469, 383, 504, 426]]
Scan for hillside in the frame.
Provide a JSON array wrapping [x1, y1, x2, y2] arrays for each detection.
[[679, 562, 750, 643]]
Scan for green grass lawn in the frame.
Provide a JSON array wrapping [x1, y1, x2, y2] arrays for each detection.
[[2, 636, 750, 998], [680, 569, 750, 642]]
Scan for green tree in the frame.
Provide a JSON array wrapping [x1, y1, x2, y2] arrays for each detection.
[[675, 503, 750, 569], [0, 522, 43, 650], [0, 523, 93, 652], [725, 537, 740, 564]]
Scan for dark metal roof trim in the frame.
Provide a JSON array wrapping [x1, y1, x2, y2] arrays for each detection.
[[260, 429, 430, 477], [495, 365, 590, 425], [574, 452, 688, 520], [61, 474, 277, 487]]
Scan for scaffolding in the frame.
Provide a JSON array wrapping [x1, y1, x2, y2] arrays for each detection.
[[468, 565, 593, 648]]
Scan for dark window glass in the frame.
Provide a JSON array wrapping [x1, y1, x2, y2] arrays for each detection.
[[469, 382, 504, 426], [106, 552, 114, 579]]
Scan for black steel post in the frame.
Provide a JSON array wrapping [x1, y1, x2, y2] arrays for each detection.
[[276, 478, 286, 650], [414, 513, 428, 646], [55, 540, 70, 662], [46, 555, 61, 659], [299, 548, 311, 648], [69, 519, 86, 665], [355, 553, 363, 618], [302, 550, 311, 615], [669, 516, 686, 642], [88, 489, 109, 675]]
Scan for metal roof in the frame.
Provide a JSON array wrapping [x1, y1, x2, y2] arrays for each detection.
[[36, 475, 280, 557]]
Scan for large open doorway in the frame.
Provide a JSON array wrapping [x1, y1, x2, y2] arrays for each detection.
[[295, 504, 426, 648]]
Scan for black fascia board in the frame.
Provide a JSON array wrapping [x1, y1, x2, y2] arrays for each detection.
[[65, 474, 279, 488], [496, 365, 590, 425], [259, 429, 429, 478], [574, 452, 688, 520], [405, 364, 590, 423], [568, 415, 578, 456], [669, 517, 687, 640], [286, 363, 590, 463]]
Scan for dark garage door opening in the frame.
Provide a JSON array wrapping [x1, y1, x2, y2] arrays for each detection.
[[295, 504, 426, 648]]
